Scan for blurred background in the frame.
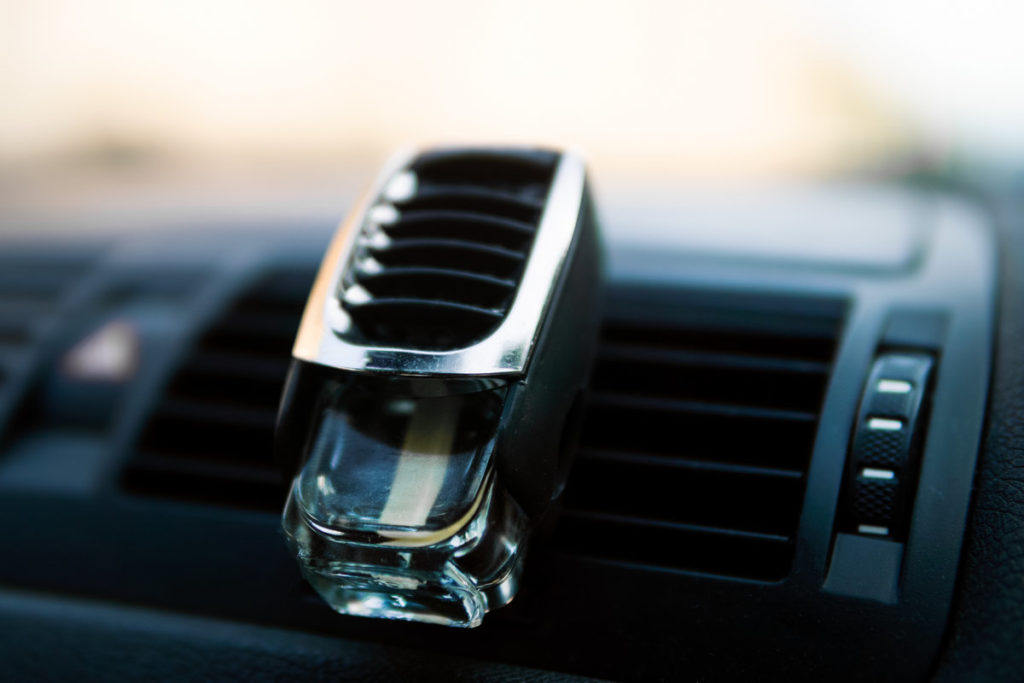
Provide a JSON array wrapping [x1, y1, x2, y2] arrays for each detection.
[[1, 0, 1021, 229]]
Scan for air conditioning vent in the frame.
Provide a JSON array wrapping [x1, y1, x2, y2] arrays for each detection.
[[340, 149, 558, 349], [120, 267, 317, 511], [554, 300, 845, 581], [0, 248, 98, 424], [0, 249, 96, 354]]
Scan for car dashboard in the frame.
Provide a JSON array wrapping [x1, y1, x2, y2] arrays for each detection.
[[0, 177, 1020, 682]]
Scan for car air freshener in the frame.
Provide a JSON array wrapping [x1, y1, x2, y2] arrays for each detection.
[[276, 147, 602, 627]]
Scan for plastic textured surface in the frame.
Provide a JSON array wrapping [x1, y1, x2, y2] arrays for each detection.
[[934, 191, 1024, 682], [850, 476, 899, 525], [0, 590, 602, 683], [855, 428, 907, 469], [822, 533, 902, 604], [0, 184, 1000, 681]]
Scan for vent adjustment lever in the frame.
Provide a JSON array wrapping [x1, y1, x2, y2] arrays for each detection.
[[825, 351, 935, 604], [843, 352, 934, 540]]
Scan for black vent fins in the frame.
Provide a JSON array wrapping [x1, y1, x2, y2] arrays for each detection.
[[555, 299, 845, 581], [120, 267, 317, 510], [336, 148, 559, 350]]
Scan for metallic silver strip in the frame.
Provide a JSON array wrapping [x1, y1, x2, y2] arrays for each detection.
[[292, 148, 586, 377], [857, 524, 890, 536], [867, 417, 903, 431]]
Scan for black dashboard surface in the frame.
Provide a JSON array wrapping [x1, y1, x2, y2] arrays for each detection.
[[934, 189, 1024, 682], [0, 181, 1019, 681]]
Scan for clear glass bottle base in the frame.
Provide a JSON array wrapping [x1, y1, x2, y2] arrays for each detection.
[[302, 561, 488, 627], [284, 473, 528, 628]]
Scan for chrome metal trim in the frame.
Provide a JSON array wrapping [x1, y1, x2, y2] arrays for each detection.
[[292, 147, 586, 377]]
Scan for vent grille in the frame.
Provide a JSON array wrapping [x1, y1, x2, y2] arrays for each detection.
[[0, 248, 98, 422], [122, 273, 844, 583], [0, 250, 96, 353], [554, 304, 844, 581], [340, 149, 558, 349], [120, 267, 317, 511]]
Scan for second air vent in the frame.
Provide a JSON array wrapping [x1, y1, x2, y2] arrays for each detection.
[[120, 267, 317, 511], [339, 148, 559, 350], [555, 294, 846, 581]]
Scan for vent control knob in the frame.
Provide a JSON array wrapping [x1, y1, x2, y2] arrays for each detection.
[[842, 353, 933, 539]]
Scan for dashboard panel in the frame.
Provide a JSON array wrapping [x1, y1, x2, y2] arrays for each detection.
[[0, 181, 1009, 681]]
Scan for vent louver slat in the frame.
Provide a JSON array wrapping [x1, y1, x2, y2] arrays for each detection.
[[397, 189, 543, 223], [122, 271, 843, 584], [411, 148, 557, 197], [341, 298, 504, 351], [356, 268, 515, 309], [382, 212, 536, 249], [340, 149, 558, 349], [0, 249, 97, 415], [120, 267, 317, 511], [367, 240, 526, 278], [0, 254, 95, 354], [555, 303, 844, 581]]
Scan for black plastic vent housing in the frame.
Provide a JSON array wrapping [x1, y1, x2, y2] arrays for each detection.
[[554, 298, 845, 581], [340, 148, 558, 349], [0, 246, 98, 438], [0, 249, 95, 360], [120, 267, 317, 511], [0, 188, 995, 683]]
